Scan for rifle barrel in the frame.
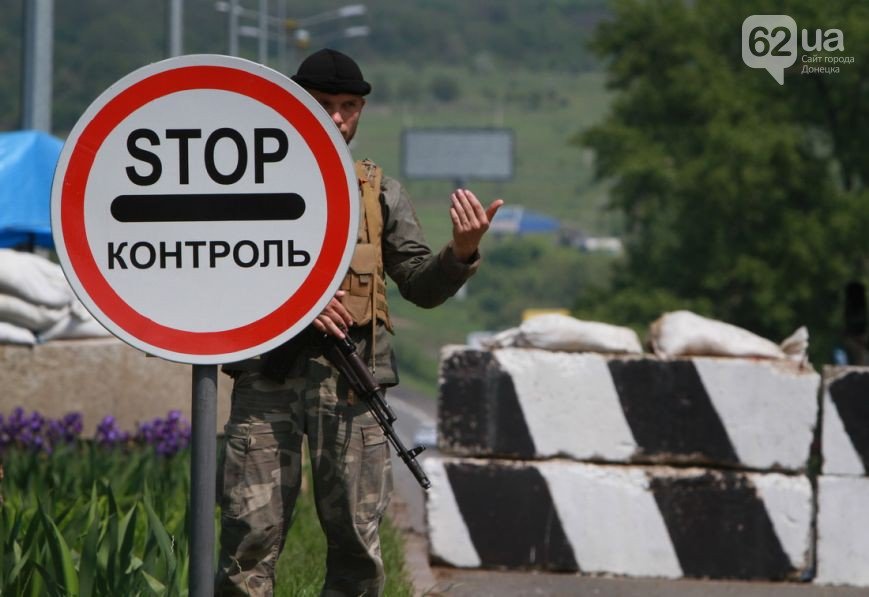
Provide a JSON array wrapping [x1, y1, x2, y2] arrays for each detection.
[[324, 332, 432, 490]]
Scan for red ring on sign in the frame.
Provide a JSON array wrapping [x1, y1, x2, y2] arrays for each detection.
[[60, 65, 350, 355]]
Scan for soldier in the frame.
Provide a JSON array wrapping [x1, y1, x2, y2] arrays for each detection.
[[216, 48, 504, 596]]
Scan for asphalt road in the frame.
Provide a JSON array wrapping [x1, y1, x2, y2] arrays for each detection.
[[385, 387, 868, 597]]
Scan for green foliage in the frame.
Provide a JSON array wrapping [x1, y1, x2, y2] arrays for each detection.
[[0, 444, 191, 596], [0, 442, 414, 595], [467, 236, 616, 330], [578, 0, 869, 362], [429, 74, 461, 103]]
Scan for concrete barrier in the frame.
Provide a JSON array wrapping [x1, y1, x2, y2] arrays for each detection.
[[438, 347, 819, 471], [431, 350, 869, 585], [821, 366, 869, 476], [425, 457, 813, 581], [816, 475, 869, 586], [815, 366, 869, 587], [0, 338, 232, 434]]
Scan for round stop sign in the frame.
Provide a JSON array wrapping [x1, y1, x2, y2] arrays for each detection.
[[51, 55, 359, 364]]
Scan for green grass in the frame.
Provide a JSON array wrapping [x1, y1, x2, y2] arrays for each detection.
[[275, 467, 414, 596]]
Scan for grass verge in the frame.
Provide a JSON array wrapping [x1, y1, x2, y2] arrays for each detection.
[[275, 467, 414, 596]]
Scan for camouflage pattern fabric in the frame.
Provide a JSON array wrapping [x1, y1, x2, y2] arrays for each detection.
[[215, 354, 392, 596]]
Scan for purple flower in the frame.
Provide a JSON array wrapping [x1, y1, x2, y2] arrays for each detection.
[[42, 411, 83, 449], [0, 408, 191, 456], [95, 415, 130, 447], [135, 411, 191, 457], [0, 408, 74, 453]]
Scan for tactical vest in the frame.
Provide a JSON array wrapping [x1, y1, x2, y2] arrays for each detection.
[[339, 159, 392, 332]]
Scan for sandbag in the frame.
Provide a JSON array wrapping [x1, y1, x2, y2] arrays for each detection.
[[0, 321, 37, 345], [0, 292, 69, 332], [38, 300, 111, 342], [0, 249, 73, 308], [650, 310, 808, 362], [484, 313, 643, 354]]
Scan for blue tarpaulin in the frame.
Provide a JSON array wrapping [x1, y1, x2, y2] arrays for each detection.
[[0, 130, 63, 249], [489, 205, 560, 235]]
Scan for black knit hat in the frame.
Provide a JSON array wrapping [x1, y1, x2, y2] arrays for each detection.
[[291, 48, 371, 96]]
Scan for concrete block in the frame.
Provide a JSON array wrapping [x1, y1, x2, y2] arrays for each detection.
[[816, 475, 869, 586], [821, 366, 869, 476], [438, 347, 819, 471], [0, 338, 232, 434], [425, 457, 813, 581]]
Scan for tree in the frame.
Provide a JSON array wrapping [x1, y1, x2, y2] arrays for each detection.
[[429, 74, 461, 103], [577, 0, 869, 361]]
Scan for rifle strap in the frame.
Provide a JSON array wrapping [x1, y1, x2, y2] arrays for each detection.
[[354, 159, 384, 372]]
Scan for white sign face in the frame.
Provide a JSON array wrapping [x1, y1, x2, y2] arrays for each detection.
[[51, 55, 359, 364]]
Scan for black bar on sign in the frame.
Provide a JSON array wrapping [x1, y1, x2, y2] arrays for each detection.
[[111, 193, 306, 222]]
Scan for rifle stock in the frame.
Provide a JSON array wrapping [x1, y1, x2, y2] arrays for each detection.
[[323, 333, 432, 490]]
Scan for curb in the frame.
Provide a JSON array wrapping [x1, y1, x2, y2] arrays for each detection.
[[388, 492, 438, 596]]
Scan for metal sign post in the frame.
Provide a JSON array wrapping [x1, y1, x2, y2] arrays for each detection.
[[190, 365, 218, 596], [51, 55, 359, 595]]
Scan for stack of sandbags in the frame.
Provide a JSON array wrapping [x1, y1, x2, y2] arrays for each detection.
[[0, 249, 110, 344]]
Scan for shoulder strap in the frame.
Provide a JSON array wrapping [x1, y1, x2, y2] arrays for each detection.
[[354, 159, 383, 244], [352, 159, 386, 368]]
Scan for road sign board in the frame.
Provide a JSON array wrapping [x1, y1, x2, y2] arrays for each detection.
[[51, 55, 359, 364], [401, 128, 514, 182]]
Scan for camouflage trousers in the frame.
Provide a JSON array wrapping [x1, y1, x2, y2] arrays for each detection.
[[215, 356, 393, 596]]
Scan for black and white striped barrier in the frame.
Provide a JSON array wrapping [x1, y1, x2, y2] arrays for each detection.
[[821, 367, 869, 476], [438, 348, 820, 471], [815, 366, 869, 587], [424, 458, 813, 581], [816, 476, 869, 586]]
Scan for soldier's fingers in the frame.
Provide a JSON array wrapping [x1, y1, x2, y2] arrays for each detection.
[[330, 290, 353, 325], [455, 190, 481, 228], [316, 292, 353, 333], [463, 189, 488, 223], [451, 194, 470, 229], [316, 314, 345, 338], [324, 300, 353, 328], [485, 199, 505, 221], [450, 206, 463, 229]]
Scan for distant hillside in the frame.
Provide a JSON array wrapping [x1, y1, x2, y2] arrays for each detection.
[[0, 0, 610, 133], [299, 0, 610, 71]]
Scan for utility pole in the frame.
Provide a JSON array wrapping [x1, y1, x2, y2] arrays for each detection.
[[21, 0, 54, 132], [228, 0, 240, 56], [167, 0, 184, 57], [276, 0, 287, 72], [258, 0, 268, 65]]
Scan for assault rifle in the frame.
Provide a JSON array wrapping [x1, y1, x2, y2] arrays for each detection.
[[323, 333, 432, 490]]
